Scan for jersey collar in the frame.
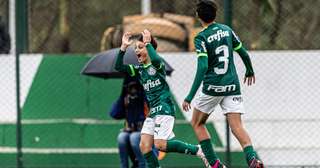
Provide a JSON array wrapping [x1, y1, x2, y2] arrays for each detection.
[[143, 63, 152, 68], [202, 22, 217, 31]]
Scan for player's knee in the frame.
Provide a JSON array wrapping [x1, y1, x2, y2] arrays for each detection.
[[230, 125, 244, 135], [154, 140, 166, 151], [191, 118, 204, 129], [191, 117, 198, 127], [191, 122, 197, 130], [139, 141, 152, 153], [191, 110, 208, 129]]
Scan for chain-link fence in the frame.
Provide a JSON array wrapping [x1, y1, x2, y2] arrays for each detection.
[[1, 0, 320, 167], [26, 0, 320, 53], [233, 0, 320, 50], [0, 0, 9, 28], [0, 0, 10, 54]]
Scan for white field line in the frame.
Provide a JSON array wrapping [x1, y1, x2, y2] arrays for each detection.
[[2, 146, 319, 154], [0, 119, 190, 125], [0, 119, 228, 154], [0, 147, 226, 154], [0, 147, 118, 154], [2, 118, 319, 125]]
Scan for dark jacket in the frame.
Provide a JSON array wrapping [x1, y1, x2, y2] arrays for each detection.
[[110, 75, 147, 131]]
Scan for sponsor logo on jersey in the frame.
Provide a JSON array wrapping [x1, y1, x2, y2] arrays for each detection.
[[143, 79, 161, 91], [147, 66, 157, 76], [151, 105, 162, 114], [207, 84, 236, 93], [232, 96, 243, 102], [207, 30, 230, 43]]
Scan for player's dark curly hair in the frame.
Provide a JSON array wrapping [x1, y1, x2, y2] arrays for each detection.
[[196, 0, 217, 23], [137, 34, 158, 50]]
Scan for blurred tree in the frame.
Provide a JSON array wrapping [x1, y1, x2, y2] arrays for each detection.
[[301, 2, 320, 49], [249, 0, 262, 49], [0, 0, 8, 26], [249, 0, 278, 49], [29, 0, 59, 53], [68, 0, 140, 53], [0, 15, 11, 54], [27, 0, 320, 52], [152, 0, 174, 14], [59, 0, 70, 53], [269, 0, 283, 47]]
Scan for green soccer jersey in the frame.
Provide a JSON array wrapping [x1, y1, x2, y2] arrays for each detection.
[[185, 22, 254, 102], [115, 44, 175, 118], [194, 23, 245, 96]]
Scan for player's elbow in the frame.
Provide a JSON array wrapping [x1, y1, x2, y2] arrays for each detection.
[[237, 47, 249, 58]]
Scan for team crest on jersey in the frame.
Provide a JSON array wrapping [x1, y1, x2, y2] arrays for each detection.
[[147, 67, 156, 76]]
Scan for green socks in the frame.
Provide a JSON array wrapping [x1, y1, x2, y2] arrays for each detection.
[[244, 145, 259, 163], [144, 139, 199, 167], [166, 139, 199, 155], [200, 139, 219, 165], [144, 151, 160, 168]]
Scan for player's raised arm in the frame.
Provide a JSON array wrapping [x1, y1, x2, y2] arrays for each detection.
[[115, 32, 137, 77], [142, 29, 163, 69], [182, 35, 208, 111], [232, 31, 255, 86]]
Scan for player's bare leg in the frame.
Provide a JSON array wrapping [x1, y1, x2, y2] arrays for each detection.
[[226, 113, 252, 147], [227, 113, 264, 168], [191, 108, 211, 141], [154, 139, 167, 151], [140, 133, 154, 154], [140, 134, 160, 168], [191, 108, 226, 168]]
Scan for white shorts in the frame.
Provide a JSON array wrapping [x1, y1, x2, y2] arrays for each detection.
[[194, 92, 244, 115], [141, 115, 175, 140]]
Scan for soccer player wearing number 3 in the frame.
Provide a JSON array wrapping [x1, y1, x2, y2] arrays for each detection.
[[115, 30, 210, 168], [182, 1, 264, 168]]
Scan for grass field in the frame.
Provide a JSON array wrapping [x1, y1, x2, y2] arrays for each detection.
[[0, 121, 246, 168]]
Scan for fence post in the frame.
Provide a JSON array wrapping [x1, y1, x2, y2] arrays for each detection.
[[224, 0, 232, 166], [16, 0, 28, 53], [141, 0, 151, 15], [15, 0, 28, 167]]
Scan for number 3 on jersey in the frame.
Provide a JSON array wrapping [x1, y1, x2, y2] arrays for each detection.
[[214, 45, 229, 74]]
